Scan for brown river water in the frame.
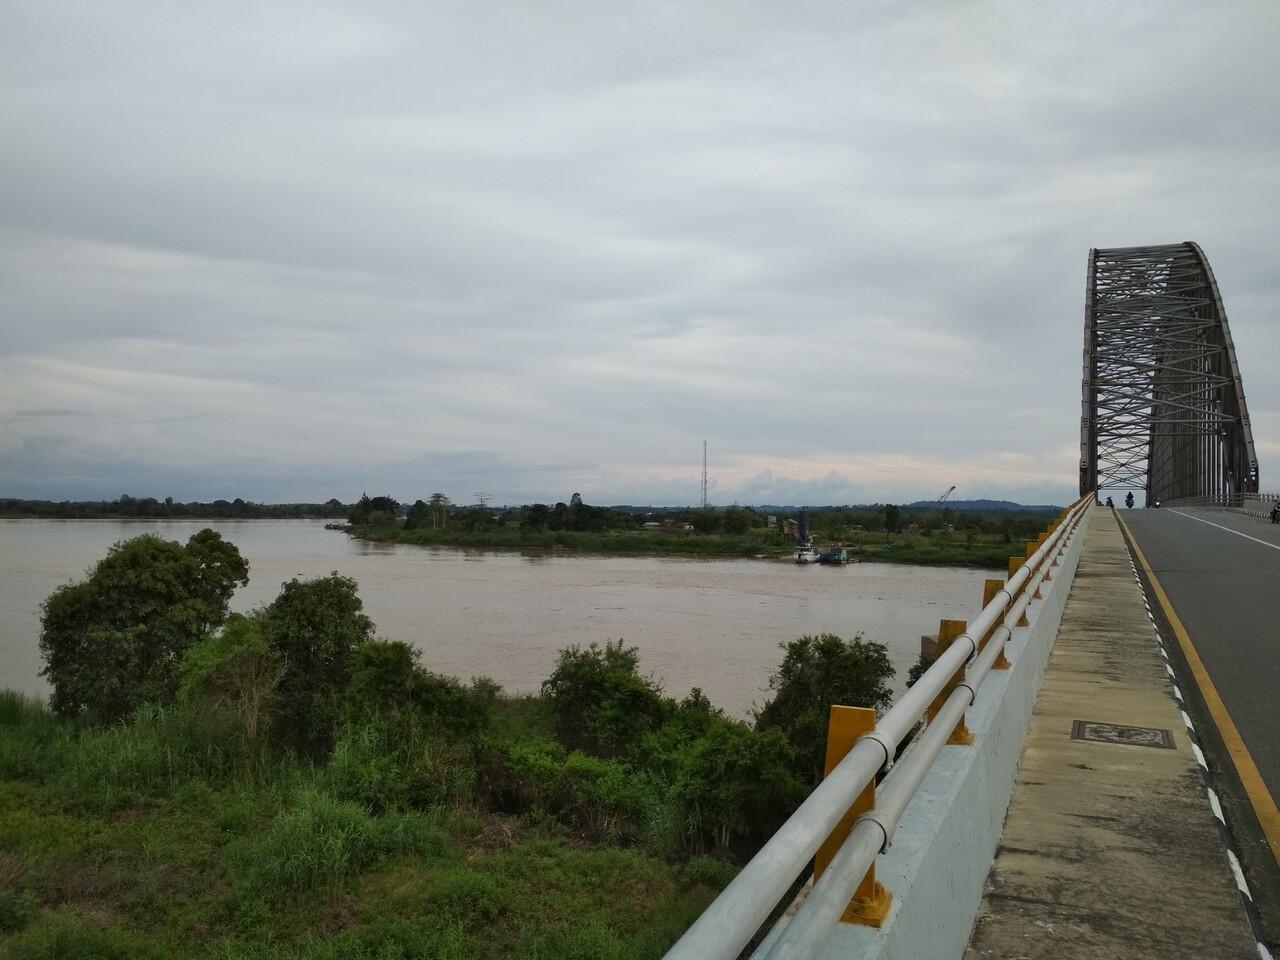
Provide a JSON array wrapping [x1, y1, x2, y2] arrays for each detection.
[[0, 519, 991, 717]]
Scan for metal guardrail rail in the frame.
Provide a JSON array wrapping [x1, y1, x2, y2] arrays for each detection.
[[1235, 493, 1280, 520], [662, 494, 1094, 960]]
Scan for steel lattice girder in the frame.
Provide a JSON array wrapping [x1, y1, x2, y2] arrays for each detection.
[[1079, 242, 1259, 505]]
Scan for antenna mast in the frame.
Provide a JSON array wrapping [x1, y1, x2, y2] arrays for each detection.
[[701, 441, 708, 509]]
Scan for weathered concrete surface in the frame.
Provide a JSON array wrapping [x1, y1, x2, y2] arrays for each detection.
[[966, 510, 1256, 959]]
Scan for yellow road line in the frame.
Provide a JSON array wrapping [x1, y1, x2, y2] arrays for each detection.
[[1116, 511, 1280, 862]]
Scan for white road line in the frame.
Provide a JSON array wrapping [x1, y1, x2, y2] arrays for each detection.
[[1192, 742, 1209, 768], [1208, 787, 1226, 823], [1227, 849, 1252, 899], [1168, 509, 1280, 552]]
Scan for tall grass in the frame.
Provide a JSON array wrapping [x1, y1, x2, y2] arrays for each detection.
[[0, 692, 69, 781], [6, 907, 168, 960], [0, 692, 304, 812], [325, 714, 478, 813], [0, 690, 737, 959], [227, 788, 447, 900]]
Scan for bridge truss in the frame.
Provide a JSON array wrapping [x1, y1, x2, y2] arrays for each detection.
[[1080, 242, 1258, 505]]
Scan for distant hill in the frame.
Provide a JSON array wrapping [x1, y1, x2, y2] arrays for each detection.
[[617, 500, 1066, 513], [904, 499, 1062, 512]]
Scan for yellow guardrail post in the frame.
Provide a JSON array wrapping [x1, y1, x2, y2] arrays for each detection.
[[814, 705, 891, 926], [980, 578, 1011, 669], [927, 619, 973, 745], [1007, 557, 1031, 625]]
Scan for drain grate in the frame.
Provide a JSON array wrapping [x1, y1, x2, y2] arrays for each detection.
[[1071, 719, 1175, 749]]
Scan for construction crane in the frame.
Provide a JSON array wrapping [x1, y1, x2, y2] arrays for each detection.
[[935, 485, 956, 504]]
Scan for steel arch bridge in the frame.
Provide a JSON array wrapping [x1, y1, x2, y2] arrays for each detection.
[[1079, 242, 1259, 505]]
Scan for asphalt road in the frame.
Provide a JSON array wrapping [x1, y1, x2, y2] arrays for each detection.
[[1120, 506, 1280, 801], [1120, 505, 1280, 947]]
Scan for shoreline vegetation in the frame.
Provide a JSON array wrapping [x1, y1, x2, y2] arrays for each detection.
[[341, 494, 1056, 569], [1, 495, 1058, 569], [343, 523, 1029, 567], [1, 527, 899, 958], [0, 497, 349, 520]]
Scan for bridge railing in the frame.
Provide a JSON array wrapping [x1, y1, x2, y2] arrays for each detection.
[[662, 494, 1094, 960], [1234, 492, 1279, 520], [1158, 494, 1241, 509]]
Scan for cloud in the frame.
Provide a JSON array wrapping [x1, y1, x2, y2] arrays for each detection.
[[2, 2, 1278, 505]]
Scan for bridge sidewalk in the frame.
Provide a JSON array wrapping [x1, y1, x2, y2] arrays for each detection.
[[965, 509, 1258, 959]]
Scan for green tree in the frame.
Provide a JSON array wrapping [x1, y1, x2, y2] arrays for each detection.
[[690, 507, 721, 534], [883, 503, 902, 533], [260, 573, 375, 753], [1000, 515, 1015, 543], [670, 719, 806, 852], [39, 531, 248, 723], [344, 639, 494, 735], [428, 492, 449, 530], [403, 499, 430, 530], [522, 503, 551, 530], [721, 506, 756, 535], [755, 633, 895, 783], [178, 614, 285, 740], [541, 641, 670, 757], [349, 494, 399, 526]]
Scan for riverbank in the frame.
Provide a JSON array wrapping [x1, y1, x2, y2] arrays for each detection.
[[0, 627, 870, 957], [0, 688, 736, 959], [344, 525, 1022, 568]]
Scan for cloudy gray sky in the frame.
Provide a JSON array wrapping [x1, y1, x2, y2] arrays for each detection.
[[2, 1, 1277, 506]]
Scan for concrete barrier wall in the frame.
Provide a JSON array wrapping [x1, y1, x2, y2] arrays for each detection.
[[754, 505, 1091, 960]]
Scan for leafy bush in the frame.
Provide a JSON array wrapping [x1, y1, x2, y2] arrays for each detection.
[[344, 638, 421, 714], [905, 651, 933, 688], [260, 574, 374, 753], [490, 740, 655, 842], [39, 530, 248, 723], [541, 641, 670, 757], [669, 719, 805, 853], [179, 614, 285, 740], [636, 688, 726, 780], [344, 639, 497, 737], [755, 633, 895, 783], [347, 494, 400, 526]]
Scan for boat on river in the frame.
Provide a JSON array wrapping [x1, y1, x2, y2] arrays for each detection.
[[818, 547, 851, 564], [794, 546, 820, 564]]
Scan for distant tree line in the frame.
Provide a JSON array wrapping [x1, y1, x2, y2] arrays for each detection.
[[1, 496, 351, 520], [349, 491, 772, 537], [345, 491, 1053, 545], [806, 503, 1055, 542]]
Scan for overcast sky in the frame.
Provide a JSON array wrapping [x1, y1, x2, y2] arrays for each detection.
[[2, 2, 1277, 507]]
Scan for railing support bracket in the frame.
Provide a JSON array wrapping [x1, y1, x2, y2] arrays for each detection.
[[929, 619, 974, 745], [816, 705, 893, 927]]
